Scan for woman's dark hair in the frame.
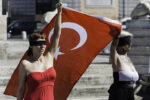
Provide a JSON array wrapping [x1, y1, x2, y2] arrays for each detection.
[[29, 31, 45, 42], [27, 31, 46, 56], [117, 36, 131, 47]]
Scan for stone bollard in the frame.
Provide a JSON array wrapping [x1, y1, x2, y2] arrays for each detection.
[[22, 31, 27, 40]]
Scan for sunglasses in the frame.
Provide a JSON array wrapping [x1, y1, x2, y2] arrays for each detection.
[[30, 41, 46, 46]]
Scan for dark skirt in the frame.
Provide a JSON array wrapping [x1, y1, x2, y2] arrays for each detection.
[[108, 84, 134, 100]]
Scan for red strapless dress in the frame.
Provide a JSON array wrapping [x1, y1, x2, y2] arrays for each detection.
[[24, 67, 56, 100]]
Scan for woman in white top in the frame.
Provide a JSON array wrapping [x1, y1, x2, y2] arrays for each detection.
[[108, 30, 139, 100]]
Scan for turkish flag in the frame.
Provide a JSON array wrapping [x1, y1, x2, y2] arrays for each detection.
[[4, 8, 121, 100]]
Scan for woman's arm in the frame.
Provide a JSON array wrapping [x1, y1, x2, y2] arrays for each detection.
[[110, 38, 119, 66], [17, 61, 27, 100], [45, 3, 63, 58]]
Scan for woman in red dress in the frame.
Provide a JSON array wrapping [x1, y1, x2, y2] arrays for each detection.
[[17, 3, 63, 100]]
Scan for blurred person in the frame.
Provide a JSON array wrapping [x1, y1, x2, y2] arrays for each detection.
[[108, 30, 139, 100], [17, 3, 63, 100]]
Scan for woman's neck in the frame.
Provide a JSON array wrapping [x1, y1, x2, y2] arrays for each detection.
[[32, 54, 44, 62]]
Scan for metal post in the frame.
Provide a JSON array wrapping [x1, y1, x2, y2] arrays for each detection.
[[122, 0, 125, 18]]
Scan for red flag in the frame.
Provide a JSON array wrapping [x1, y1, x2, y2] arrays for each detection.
[[4, 8, 121, 100]]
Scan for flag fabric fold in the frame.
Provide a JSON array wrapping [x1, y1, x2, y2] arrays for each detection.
[[4, 7, 121, 100]]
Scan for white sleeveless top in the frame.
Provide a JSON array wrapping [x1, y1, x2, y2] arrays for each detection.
[[119, 71, 139, 81], [118, 55, 139, 81]]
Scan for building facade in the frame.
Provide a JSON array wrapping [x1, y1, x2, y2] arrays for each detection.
[[0, 0, 7, 40], [1, 0, 141, 39], [2, 0, 142, 21], [60, 0, 140, 20]]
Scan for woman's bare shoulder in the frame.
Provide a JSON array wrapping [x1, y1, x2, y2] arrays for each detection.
[[20, 59, 31, 67]]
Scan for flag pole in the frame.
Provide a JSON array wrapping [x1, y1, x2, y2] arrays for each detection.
[[149, 57, 150, 73]]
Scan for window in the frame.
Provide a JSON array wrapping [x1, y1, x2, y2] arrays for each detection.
[[2, 0, 8, 15], [85, 0, 114, 8]]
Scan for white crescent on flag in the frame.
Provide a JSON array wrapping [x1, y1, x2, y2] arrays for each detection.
[[49, 22, 88, 60]]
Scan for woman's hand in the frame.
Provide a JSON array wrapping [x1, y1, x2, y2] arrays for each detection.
[[112, 38, 119, 46], [56, 2, 63, 13]]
